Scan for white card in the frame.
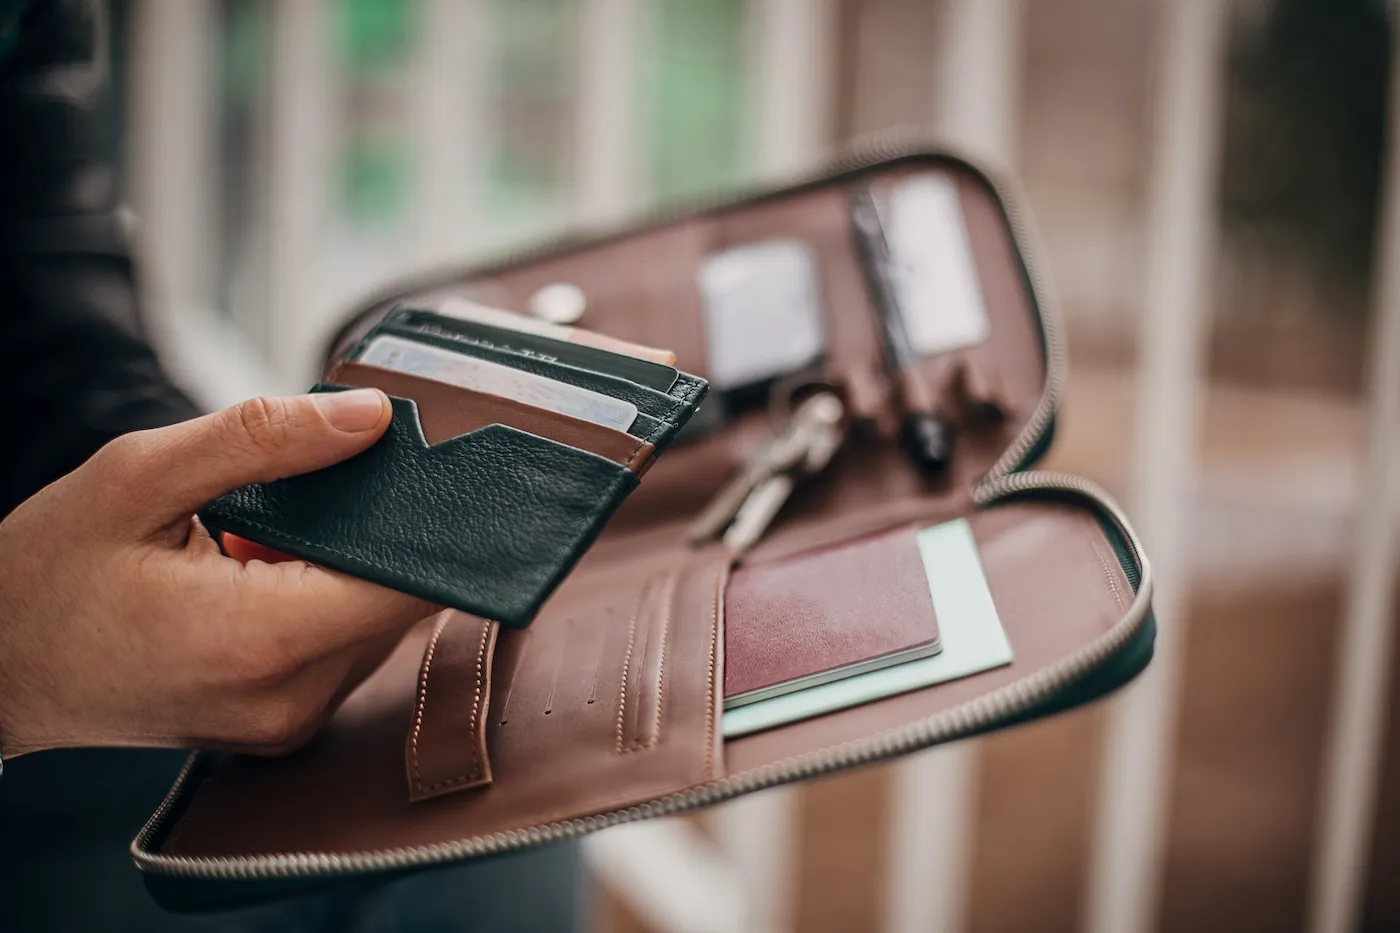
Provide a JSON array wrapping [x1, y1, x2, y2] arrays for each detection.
[[356, 334, 639, 433], [885, 175, 990, 356], [697, 238, 826, 390]]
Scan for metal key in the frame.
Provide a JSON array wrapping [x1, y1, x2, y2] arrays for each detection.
[[687, 392, 845, 544], [722, 472, 796, 552], [721, 405, 845, 552]]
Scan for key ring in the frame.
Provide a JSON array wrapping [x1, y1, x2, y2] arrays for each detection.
[[767, 369, 844, 429]]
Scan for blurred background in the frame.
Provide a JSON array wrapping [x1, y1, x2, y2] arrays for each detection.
[[112, 0, 1399, 931]]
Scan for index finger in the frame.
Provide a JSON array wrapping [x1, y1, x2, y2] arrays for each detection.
[[239, 558, 441, 657]]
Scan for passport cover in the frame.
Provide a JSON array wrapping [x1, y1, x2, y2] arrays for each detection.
[[724, 524, 942, 705], [723, 518, 1013, 737], [199, 372, 707, 628]]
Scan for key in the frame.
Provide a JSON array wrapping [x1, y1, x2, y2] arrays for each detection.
[[722, 473, 796, 553], [721, 411, 845, 553], [721, 408, 846, 552], [711, 395, 845, 553], [687, 391, 845, 544]]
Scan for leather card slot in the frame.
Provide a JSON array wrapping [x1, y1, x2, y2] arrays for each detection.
[[199, 393, 638, 628], [329, 361, 658, 474], [406, 611, 499, 802], [616, 569, 679, 753], [373, 312, 702, 426]]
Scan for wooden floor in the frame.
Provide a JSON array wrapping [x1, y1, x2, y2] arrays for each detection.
[[592, 365, 1400, 933]]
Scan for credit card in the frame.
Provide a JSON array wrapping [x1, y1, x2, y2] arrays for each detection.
[[355, 334, 639, 433], [883, 175, 990, 355], [398, 311, 679, 392], [696, 239, 826, 391], [434, 297, 679, 366]]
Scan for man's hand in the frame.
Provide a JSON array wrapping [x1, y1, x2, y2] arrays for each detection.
[[0, 389, 435, 757]]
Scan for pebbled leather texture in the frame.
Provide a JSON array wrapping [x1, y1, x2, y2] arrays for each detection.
[[199, 390, 648, 628]]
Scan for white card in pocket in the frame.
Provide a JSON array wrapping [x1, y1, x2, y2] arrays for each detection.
[[356, 334, 639, 433], [885, 175, 990, 356]]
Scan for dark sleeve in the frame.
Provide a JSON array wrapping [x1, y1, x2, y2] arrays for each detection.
[[0, 0, 199, 517]]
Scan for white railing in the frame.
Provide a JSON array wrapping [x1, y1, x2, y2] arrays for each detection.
[[122, 2, 1400, 931], [1307, 10, 1400, 930], [1084, 3, 1228, 933]]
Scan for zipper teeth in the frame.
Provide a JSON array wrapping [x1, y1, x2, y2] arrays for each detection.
[[132, 472, 1152, 882], [132, 136, 1083, 882]]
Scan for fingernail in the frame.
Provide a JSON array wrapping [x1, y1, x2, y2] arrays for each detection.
[[314, 389, 386, 433]]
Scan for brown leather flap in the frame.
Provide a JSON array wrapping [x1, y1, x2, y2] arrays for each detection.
[[329, 361, 657, 474], [406, 612, 499, 802]]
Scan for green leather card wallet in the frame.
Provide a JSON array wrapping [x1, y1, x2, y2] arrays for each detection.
[[198, 328, 708, 628]]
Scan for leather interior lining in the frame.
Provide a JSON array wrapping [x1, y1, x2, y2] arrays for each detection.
[[156, 499, 1124, 860], [508, 162, 1044, 537], [160, 552, 729, 857]]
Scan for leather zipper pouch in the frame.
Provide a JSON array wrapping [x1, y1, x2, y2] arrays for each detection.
[[138, 146, 1155, 910], [198, 322, 708, 629]]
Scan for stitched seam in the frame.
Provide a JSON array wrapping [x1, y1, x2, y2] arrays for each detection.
[[411, 620, 492, 794], [409, 617, 451, 793], [624, 438, 649, 469], [1090, 539, 1126, 612], [621, 570, 678, 754], [614, 582, 646, 754], [703, 562, 722, 779], [671, 377, 703, 406], [637, 417, 667, 445]]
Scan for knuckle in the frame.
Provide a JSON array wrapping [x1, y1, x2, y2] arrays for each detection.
[[229, 396, 298, 451], [89, 430, 150, 473], [236, 693, 322, 752]]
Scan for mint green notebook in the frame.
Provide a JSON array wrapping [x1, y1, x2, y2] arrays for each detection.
[[722, 518, 1013, 738]]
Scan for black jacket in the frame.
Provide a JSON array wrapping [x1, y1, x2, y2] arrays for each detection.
[[0, 0, 197, 518]]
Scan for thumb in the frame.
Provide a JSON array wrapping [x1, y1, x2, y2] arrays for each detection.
[[115, 389, 392, 528]]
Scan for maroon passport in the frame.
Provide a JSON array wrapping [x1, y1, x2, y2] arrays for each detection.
[[724, 525, 942, 708]]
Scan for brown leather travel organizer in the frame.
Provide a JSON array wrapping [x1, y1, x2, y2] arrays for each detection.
[[133, 145, 1156, 911]]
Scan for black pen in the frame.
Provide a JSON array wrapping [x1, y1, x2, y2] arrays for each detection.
[[849, 186, 953, 475]]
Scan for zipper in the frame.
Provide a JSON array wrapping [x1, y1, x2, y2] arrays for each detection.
[[131, 472, 1151, 881], [131, 138, 1087, 881]]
